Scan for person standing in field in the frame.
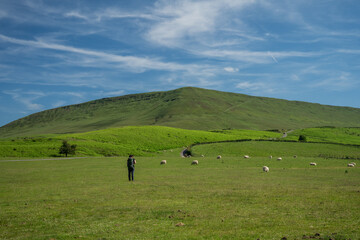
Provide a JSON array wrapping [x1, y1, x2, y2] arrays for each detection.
[[127, 155, 136, 181]]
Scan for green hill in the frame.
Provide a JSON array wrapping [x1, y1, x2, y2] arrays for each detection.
[[1, 87, 360, 138]]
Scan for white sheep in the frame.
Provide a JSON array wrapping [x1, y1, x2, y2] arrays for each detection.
[[348, 163, 355, 167], [263, 166, 269, 172], [269, 155, 273, 159], [217, 155, 222, 159], [201, 154, 205, 157], [244, 155, 250, 159], [160, 160, 167, 165], [191, 160, 199, 165], [350, 162, 356, 166], [310, 162, 317, 166], [277, 157, 282, 161]]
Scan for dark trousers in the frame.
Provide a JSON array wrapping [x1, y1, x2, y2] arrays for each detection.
[[128, 167, 134, 181]]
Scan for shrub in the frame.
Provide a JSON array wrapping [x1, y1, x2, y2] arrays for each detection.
[[298, 135, 307, 142]]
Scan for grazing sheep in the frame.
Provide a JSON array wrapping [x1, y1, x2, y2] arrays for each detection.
[[277, 157, 282, 161], [310, 162, 317, 166], [191, 160, 199, 165], [217, 155, 222, 159], [160, 160, 167, 165], [263, 166, 269, 172], [350, 162, 356, 166], [269, 155, 273, 159], [244, 155, 250, 159], [175, 222, 185, 227], [348, 163, 355, 167], [201, 154, 205, 157]]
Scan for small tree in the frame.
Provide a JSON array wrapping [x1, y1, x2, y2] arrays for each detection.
[[298, 135, 307, 142], [59, 140, 77, 157]]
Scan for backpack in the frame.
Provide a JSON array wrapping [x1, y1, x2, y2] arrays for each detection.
[[127, 157, 134, 168]]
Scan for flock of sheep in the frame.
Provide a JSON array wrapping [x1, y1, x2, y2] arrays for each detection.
[[160, 154, 357, 171]]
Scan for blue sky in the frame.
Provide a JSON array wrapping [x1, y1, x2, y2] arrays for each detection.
[[1, 0, 360, 127]]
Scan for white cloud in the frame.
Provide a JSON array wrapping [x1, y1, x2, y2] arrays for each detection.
[[337, 49, 360, 54], [105, 90, 125, 96], [235, 81, 275, 93], [63, 92, 85, 98], [0, 34, 209, 74], [310, 72, 357, 91], [147, 0, 255, 47], [3, 89, 45, 111], [95, 9, 157, 21], [224, 67, 239, 73], [291, 74, 300, 81], [52, 100, 67, 108], [2, 88, 91, 111], [64, 9, 157, 22], [148, 1, 218, 46], [64, 11, 89, 20], [196, 49, 320, 63]]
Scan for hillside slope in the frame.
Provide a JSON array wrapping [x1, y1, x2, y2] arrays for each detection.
[[0, 126, 280, 157], [1, 87, 360, 137]]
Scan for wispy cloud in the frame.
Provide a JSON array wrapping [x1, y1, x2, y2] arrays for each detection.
[[0, 34, 209, 73], [3, 89, 45, 111], [235, 81, 276, 93], [103, 90, 125, 97], [224, 67, 239, 73], [146, 0, 255, 47], [52, 100, 67, 108], [96, 9, 157, 21], [194, 49, 319, 63], [64, 8, 157, 22], [2, 88, 99, 112], [64, 11, 88, 20], [337, 49, 360, 54], [310, 72, 357, 91]]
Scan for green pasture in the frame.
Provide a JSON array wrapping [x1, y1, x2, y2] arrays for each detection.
[[1, 144, 359, 239], [0, 126, 280, 158], [191, 141, 360, 160], [286, 127, 360, 145]]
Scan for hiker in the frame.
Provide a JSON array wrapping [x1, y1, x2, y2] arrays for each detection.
[[127, 155, 136, 181]]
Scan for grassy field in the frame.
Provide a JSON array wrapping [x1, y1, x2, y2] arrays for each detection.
[[1, 145, 359, 240], [0, 126, 281, 158], [191, 141, 360, 160], [286, 127, 360, 145]]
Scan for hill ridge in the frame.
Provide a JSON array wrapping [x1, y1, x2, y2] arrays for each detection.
[[1, 87, 360, 138]]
